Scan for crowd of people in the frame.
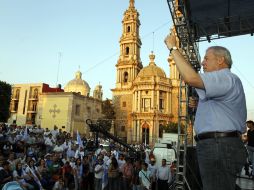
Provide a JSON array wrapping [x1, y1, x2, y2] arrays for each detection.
[[0, 123, 175, 190]]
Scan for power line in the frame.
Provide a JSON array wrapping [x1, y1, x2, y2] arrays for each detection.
[[83, 21, 172, 74], [232, 64, 254, 89], [210, 41, 254, 89]]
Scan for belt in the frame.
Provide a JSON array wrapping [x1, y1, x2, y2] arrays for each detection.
[[194, 131, 240, 142]]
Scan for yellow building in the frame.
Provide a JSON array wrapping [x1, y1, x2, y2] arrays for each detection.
[[8, 83, 63, 125], [112, 0, 180, 144], [9, 71, 104, 135]]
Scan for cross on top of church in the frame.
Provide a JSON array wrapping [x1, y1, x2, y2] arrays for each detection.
[[49, 104, 60, 118], [130, 0, 135, 7]]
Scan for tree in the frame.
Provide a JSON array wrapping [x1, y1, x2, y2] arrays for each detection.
[[161, 122, 184, 133], [97, 99, 115, 131], [0, 81, 12, 122]]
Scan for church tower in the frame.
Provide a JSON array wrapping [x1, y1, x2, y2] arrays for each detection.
[[112, 0, 143, 142], [115, 0, 142, 88]]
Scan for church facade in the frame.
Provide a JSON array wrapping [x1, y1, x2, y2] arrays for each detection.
[[8, 71, 104, 136], [112, 0, 181, 145]]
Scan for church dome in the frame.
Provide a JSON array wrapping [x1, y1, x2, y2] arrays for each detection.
[[137, 52, 166, 78], [64, 71, 91, 96]]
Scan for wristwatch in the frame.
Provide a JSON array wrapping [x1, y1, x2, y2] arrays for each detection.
[[170, 46, 178, 53]]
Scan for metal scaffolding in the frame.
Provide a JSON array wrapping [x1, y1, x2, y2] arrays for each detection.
[[167, 0, 201, 189]]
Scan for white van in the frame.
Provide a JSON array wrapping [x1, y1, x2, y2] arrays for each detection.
[[153, 142, 176, 167]]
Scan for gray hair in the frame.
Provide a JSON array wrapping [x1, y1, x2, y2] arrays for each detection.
[[207, 46, 233, 68]]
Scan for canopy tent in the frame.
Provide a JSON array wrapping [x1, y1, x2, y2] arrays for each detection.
[[182, 0, 254, 41]]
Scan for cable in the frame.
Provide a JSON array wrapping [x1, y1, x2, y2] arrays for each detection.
[[83, 20, 172, 74], [232, 64, 254, 89], [210, 41, 254, 89]]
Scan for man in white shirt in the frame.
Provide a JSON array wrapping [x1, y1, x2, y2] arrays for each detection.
[[156, 159, 171, 190], [139, 162, 152, 190], [148, 158, 158, 190], [51, 125, 59, 139], [94, 159, 104, 190]]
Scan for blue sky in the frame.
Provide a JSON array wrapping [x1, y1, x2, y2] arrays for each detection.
[[0, 0, 253, 120]]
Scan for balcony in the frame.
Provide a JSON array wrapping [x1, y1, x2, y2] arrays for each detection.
[[29, 95, 38, 100], [11, 96, 19, 100], [27, 109, 37, 113]]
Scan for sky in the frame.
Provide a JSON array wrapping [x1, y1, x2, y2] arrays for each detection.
[[0, 0, 253, 120]]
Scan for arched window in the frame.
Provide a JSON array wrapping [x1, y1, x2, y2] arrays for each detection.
[[124, 72, 128, 83], [32, 102, 37, 111], [33, 88, 38, 98], [127, 26, 131, 32], [15, 89, 20, 99], [125, 47, 129, 55]]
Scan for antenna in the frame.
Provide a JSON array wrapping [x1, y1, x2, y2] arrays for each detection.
[[152, 32, 155, 52], [56, 52, 62, 86]]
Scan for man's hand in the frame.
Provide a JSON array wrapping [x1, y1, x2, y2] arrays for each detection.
[[164, 30, 177, 50]]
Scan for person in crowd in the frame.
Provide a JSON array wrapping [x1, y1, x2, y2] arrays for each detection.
[[62, 161, 75, 189], [36, 158, 53, 189], [0, 161, 13, 189], [51, 125, 59, 139], [165, 30, 247, 190], [94, 158, 104, 190], [156, 159, 171, 190], [132, 160, 142, 190], [81, 156, 90, 189], [45, 133, 55, 153], [13, 162, 34, 190], [139, 162, 151, 190], [87, 152, 96, 190], [108, 157, 119, 190], [148, 158, 157, 190], [3, 141, 13, 156], [7, 152, 20, 172], [24, 159, 41, 190], [73, 157, 83, 190], [122, 157, 134, 190], [53, 177, 66, 190], [246, 120, 254, 178]]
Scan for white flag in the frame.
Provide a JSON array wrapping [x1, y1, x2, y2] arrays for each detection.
[[76, 130, 83, 147]]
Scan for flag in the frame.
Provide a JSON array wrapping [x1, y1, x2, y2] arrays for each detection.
[[76, 130, 83, 147], [23, 126, 29, 141], [102, 165, 108, 190], [25, 164, 43, 190]]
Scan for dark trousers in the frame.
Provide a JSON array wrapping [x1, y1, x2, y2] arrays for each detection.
[[196, 137, 247, 190], [108, 177, 119, 190], [151, 181, 156, 190], [157, 179, 168, 190], [88, 172, 94, 190]]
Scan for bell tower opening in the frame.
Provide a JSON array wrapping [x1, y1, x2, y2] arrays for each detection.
[[125, 47, 129, 55], [127, 26, 131, 32], [124, 72, 128, 83]]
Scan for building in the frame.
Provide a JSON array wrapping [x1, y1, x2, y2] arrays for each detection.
[[8, 71, 104, 135], [9, 83, 63, 125], [112, 0, 181, 144]]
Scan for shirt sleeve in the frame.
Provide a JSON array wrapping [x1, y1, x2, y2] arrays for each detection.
[[197, 71, 233, 99]]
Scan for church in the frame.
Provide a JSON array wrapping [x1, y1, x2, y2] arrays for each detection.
[[8, 70, 104, 135], [8, 0, 181, 142], [112, 0, 181, 144]]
